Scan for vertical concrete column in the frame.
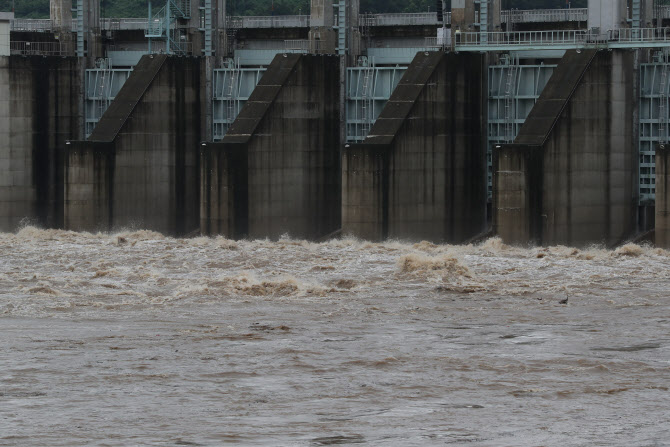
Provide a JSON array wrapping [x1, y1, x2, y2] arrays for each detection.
[[186, 0, 204, 54], [657, 145, 670, 248], [50, 0, 74, 54], [64, 143, 114, 232], [85, 0, 102, 60], [348, 0, 361, 61], [309, 0, 337, 54], [0, 57, 81, 231], [342, 146, 387, 241], [493, 146, 542, 245], [451, 0, 476, 41], [50, 0, 73, 32], [641, 0, 654, 28], [0, 13, 11, 56], [490, 0, 501, 32], [588, 0, 627, 32], [215, 0, 227, 58]]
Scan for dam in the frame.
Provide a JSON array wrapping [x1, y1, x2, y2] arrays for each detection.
[[3, 0, 670, 247]]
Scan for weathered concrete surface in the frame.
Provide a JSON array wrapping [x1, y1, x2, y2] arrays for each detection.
[[0, 56, 80, 231], [200, 143, 248, 238], [65, 55, 201, 236], [451, 0, 476, 32], [0, 13, 11, 57], [309, 0, 337, 53], [50, 0, 72, 32], [201, 54, 341, 240], [343, 51, 487, 243], [341, 145, 387, 241], [656, 145, 670, 249], [494, 49, 637, 247]]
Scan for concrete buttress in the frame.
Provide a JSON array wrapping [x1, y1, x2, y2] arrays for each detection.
[[494, 49, 637, 247], [0, 56, 81, 231], [201, 54, 342, 240], [64, 55, 202, 236], [342, 51, 488, 243]]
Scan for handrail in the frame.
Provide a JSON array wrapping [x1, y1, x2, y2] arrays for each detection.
[[10, 41, 73, 56], [501, 8, 588, 24], [100, 18, 148, 30], [228, 15, 310, 29], [362, 12, 439, 26], [455, 28, 670, 48], [10, 18, 54, 32], [284, 39, 321, 52]]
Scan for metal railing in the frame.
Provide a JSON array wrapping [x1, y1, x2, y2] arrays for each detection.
[[106, 41, 167, 52], [502, 8, 588, 24], [284, 39, 321, 52], [610, 27, 670, 43], [10, 19, 54, 32], [228, 15, 310, 29], [456, 28, 670, 48], [7, 8, 592, 35], [457, 30, 588, 47], [362, 12, 440, 27], [424, 37, 448, 50], [100, 18, 148, 30], [10, 41, 73, 56]]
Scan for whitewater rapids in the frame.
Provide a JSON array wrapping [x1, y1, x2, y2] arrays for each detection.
[[1, 227, 669, 446]]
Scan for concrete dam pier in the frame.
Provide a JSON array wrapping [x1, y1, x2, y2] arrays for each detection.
[[3, 0, 670, 246], [201, 54, 341, 240], [65, 55, 201, 235], [343, 52, 487, 243], [0, 56, 80, 231], [494, 49, 637, 247]]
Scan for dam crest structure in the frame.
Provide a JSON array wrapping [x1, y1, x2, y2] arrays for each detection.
[[3, 0, 670, 248]]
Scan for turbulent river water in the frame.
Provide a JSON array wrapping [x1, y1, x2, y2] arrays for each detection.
[[1, 227, 669, 446]]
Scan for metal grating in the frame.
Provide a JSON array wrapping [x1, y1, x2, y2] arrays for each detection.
[[84, 65, 133, 137], [212, 62, 266, 141], [346, 64, 407, 142], [487, 62, 556, 199], [638, 60, 670, 204]]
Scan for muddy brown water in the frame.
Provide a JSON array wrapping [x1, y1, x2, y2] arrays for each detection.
[[1, 228, 669, 446]]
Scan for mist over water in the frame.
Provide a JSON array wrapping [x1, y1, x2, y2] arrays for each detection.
[[1, 227, 669, 446]]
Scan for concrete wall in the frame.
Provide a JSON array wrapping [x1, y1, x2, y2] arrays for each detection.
[[657, 145, 670, 249], [65, 56, 201, 236], [309, 0, 337, 53], [0, 56, 81, 232], [341, 145, 386, 241], [50, 0, 72, 31], [494, 50, 637, 247], [343, 52, 487, 243], [451, 0, 476, 31], [202, 54, 341, 240], [588, 0, 627, 32], [200, 144, 248, 238], [0, 14, 11, 57], [494, 146, 543, 245]]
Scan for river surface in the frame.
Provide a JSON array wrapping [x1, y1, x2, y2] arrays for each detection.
[[1, 227, 669, 446]]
